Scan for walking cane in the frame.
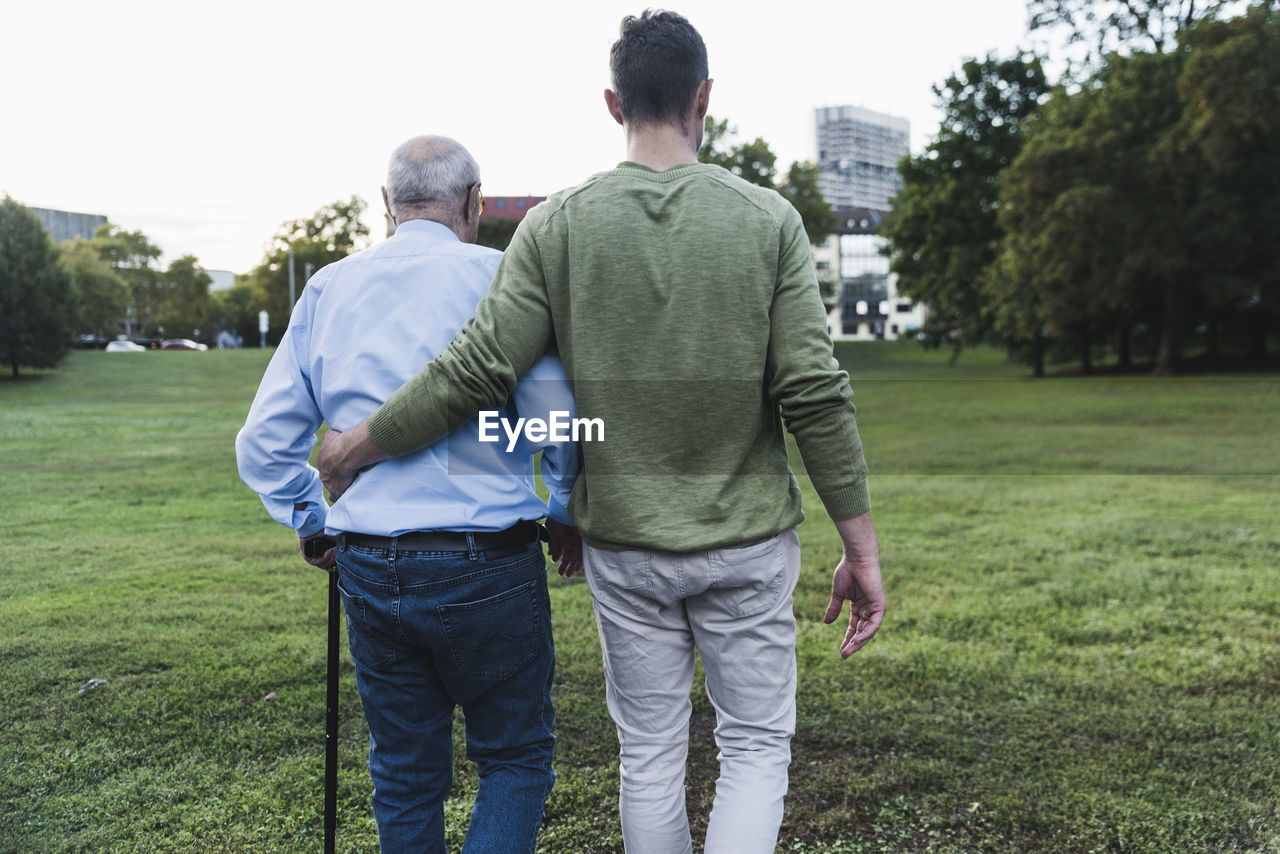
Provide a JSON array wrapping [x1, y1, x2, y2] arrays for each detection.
[[325, 564, 339, 854]]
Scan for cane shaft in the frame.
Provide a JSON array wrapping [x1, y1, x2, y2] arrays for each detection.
[[325, 567, 339, 854]]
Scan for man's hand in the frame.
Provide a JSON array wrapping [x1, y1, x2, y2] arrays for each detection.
[[547, 520, 583, 578], [299, 533, 337, 570], [824, 511, 885, 659], [317, 422, 388, 500]]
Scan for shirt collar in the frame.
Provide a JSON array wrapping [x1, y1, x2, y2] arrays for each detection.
[[392, 218, 460, 241]]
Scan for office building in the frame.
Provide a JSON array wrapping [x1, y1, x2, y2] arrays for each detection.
[[817, 208, 925, 341], [815, 105, 909, 211], [27, 206, 108, 244]]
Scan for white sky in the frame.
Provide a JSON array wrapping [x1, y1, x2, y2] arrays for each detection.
[[2, 0, 1040, 273]]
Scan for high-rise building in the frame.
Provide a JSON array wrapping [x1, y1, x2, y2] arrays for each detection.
[[815, 105, 909, 211], [811, 107, 921, 340], [27, 206, 108, 244]]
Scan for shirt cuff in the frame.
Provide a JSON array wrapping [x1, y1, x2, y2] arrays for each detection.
[[546, 495, 575, 527], [293, 505, 326, 538]]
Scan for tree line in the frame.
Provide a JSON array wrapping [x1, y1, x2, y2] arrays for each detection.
[[1, 199, 215, 377], [0, 195, 375, 376], [880, 0, 1279, 375]]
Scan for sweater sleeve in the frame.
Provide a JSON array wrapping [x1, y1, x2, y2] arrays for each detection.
[[366, 221, 555, 457], [765, 207, 871, 520]]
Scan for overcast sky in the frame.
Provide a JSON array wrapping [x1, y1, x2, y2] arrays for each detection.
[[2, 0, 1040, 273]]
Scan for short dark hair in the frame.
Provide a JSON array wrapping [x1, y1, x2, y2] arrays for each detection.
[[609, 9, 709, 127]]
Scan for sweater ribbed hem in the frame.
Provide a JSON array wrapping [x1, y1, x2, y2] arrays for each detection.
[[817, 478, 871, 522]]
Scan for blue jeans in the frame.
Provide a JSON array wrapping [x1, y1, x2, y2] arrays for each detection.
[[336, 536, 556, 854]]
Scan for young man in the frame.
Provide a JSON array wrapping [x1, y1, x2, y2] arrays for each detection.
[[236, 135, 580, 854], [318, 12, 885, 854]]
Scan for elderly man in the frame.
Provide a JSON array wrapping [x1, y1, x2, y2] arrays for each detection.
[[318, 12, 886, 854], [235, 135, 580, 854]]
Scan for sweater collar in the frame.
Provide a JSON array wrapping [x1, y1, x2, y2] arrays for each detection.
[[612, 161, 710, 180]]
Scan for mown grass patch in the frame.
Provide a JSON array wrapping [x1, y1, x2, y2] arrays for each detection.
[[1, 346, 1277, 853]]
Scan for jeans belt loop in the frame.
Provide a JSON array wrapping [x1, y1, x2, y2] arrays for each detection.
[[465, 531, 478, 561]]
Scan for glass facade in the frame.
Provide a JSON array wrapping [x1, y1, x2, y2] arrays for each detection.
[[839, 234, 890, 336]]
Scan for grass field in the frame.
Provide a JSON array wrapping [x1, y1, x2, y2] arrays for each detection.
[[1, 344, 1278, 853]]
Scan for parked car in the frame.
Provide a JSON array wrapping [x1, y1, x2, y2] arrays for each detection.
[[105, 339, 147, 352], [160, 339, 209, 351]]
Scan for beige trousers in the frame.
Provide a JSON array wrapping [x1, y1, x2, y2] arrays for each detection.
[[583, 528, 801, 854]]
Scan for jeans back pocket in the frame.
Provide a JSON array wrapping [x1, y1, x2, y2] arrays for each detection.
[[336, 575, 399, 671], [438, 581, 541, 680]]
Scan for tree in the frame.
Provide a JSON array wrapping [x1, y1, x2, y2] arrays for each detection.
[[60, 240, 128, 338], [1028, 0, 1234, 58], [476, 217, 520, 251], [0, 197, 74, 377], [996, 6, 1280, 375], [246, 195, 370, 341], [1169, 3, 1280, 358], [877, 54, 1050, 352], [778, 161, 839, 245], [154, 256, 212, 340], [997, 50, 1190, 373], [207, 280, 257, 348], [815, 268, 841, 314], [699, 116, 777, 185], [700, 116, 735, 163], [698, 115, 835, 245], [90, 225, 162, 337]]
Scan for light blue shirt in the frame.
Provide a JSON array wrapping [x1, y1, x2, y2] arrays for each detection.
[[235, 219, 579, 538]]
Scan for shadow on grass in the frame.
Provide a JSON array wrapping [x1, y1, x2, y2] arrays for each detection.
[[1045, 351, 1280, 378], [0, 371, 58, 383]]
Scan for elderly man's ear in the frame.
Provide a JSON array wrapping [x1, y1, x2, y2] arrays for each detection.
[[381, 187, 395, 227]]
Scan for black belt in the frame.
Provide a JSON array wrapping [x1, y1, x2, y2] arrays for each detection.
[[341, 520, 544, 554]]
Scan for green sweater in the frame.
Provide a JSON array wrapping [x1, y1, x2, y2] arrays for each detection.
[[367, 162, 869, 551]]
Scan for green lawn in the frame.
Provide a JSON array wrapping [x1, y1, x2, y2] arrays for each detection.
[[1, 345, 1277, 853]]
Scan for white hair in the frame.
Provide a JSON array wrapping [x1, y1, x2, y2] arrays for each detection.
[[385, 135, 480, 215]]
